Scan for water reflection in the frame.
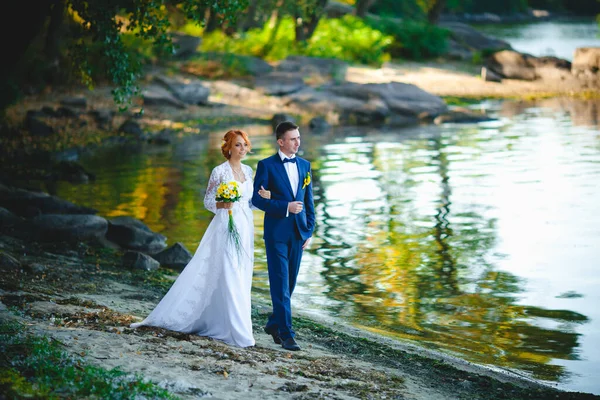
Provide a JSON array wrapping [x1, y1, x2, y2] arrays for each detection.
[[55, 101, 600, 394]]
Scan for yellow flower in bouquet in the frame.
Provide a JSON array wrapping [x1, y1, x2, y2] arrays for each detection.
[[215, 181, 244, 258]]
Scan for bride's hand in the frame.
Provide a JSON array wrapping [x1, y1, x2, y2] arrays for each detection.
[[258, 185, 271, 199], [217, 202, 233, 209]]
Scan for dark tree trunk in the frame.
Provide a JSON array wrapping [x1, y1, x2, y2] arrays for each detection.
[[204, 9, 220, 33], [427, 0, 447, 24], [1, 0, 54, 117], [354, 0, 376, 17], [294, 0, 328, 43], [44, 0, 66, 83], [239, 0, 259, 32]]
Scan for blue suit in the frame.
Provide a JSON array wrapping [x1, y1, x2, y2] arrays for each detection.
[[252, 153, 315, 340]]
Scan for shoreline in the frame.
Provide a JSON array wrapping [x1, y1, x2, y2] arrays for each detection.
[[1, 234, 599, 399]]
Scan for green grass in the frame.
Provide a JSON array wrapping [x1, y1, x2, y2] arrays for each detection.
[[0, 320, 178, 399]]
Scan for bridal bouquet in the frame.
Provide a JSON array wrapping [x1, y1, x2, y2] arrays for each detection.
[[215, 181, 243, 258]]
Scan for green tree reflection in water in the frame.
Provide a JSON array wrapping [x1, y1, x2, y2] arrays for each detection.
[[314, 129, 588, 383]]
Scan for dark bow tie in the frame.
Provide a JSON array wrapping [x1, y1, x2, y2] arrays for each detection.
[[282, 157, 297, 164]]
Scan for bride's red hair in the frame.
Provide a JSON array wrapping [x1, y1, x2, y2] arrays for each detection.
[[221, 130, 252, 159]]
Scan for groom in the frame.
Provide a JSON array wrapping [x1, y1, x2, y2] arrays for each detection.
[[252, 121, 315, 351]]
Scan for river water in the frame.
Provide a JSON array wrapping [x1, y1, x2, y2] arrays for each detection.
[[476, 19, 600, 60]]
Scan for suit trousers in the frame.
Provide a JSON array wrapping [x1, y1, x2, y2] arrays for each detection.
[[264, 236, 303, 340]]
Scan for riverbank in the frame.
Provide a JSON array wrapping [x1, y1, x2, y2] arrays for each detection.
[[1, 233, 599, 399]]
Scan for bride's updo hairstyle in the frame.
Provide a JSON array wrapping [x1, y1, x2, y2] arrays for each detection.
[[221, 129, 252, 159]]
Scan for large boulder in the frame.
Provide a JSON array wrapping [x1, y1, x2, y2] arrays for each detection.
[[572, 47, 600, 80], [171, 33, 202, 59], [286, 82, 447, 126], [485, 50, 537, 80], [142, 85, 186, 109], [106, 217, 167, 253], [0, 185, 97, 217], [151, 242, 192, 269], [123, 251, 160, 271], [153, 75, 210, 105], [254, 72, 306, 96], [30, 214, 108, 243], [486, 50, 572, 81]]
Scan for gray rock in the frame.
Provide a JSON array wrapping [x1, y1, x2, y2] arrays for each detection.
[[109, 216, 154, 232], [171, 33, 202, 59], [151, 242, 192, 269], [25, 116, 54, 136], [142, 85, 186, 109], [89, 109, 114, 130], [60, 96, 87, 108], [106, 220, 167, 253], [271, 114, 296, 132], [118, 119, 144, 137], [123, 251, 160, 271], [0, 251, 20, 269], [31, 214, 108, 243], [254, 72, 306, 96], [0, 185, 97, 217], [309, 117, 331, 132], [481, 66, 502, 82], [0, 207, 22, 228], [154, 75, 210, 105]]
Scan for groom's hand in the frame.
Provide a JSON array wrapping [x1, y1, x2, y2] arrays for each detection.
[[302, 237, 311, 250], [288, 201, 303, 214]]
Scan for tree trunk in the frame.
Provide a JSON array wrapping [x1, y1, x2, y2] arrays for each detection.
[[1, 0, 54, 117], [204, 9, 220, 33], [239, 0, 259, 32], [427, 0, 447, 24], [354, 0, 376, 17], [44, 0, 65, 83], [294, 0, 328, 43], [260, 1, 283, 56]]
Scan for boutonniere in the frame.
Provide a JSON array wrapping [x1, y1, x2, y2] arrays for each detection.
[[302, 171, 311, 189]]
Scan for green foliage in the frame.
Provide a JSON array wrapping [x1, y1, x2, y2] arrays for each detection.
[[66, 0, 248, 109], [367, 17, 449, 59], [201, 16, 394, 65], [0, 321, 177, 399]]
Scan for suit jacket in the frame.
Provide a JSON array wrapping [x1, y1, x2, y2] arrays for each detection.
[[252, 154, 315, 242]]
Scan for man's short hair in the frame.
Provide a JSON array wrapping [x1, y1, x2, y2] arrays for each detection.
[[275, 121, 299, 140]]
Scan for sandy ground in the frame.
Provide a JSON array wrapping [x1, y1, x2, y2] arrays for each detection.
[[1, 236, 597, 399]]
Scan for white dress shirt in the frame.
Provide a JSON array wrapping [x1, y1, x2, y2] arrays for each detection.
[[279, 150, 299, 197]]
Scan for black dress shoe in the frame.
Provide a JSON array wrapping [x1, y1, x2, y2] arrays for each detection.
[[264, 326, 282, 344], [281, 338, 301, 351]]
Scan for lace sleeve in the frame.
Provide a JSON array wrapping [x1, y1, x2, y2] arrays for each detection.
[[245, 165, 259, 210], [204, 167, 220, 214]]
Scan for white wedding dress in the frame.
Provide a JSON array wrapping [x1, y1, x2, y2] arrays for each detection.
[[131, 161, 255, 347]]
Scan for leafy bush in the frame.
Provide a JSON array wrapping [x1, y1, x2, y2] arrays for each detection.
[[367, 17, 449, 60], [201, 15, 394, 66]]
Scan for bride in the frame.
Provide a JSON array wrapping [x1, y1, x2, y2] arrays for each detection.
[[131, 129, 269, 348]]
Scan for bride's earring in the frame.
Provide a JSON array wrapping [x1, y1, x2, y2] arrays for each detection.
[[228, 150, 231, 156]]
